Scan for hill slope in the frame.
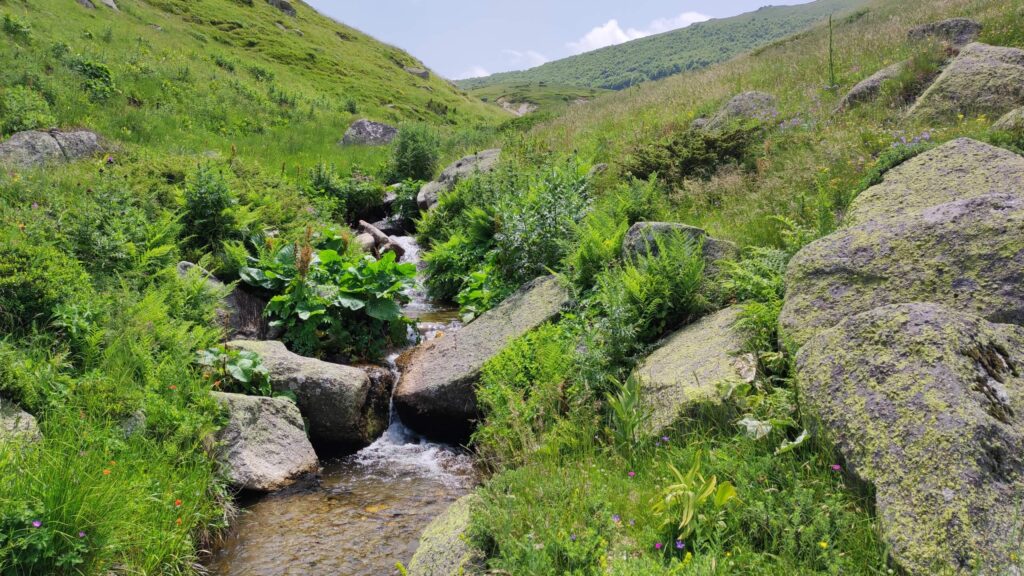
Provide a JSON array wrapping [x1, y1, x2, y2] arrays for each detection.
[[458, 0, 865, 91]]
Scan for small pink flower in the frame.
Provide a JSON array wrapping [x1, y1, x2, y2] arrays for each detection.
[[831, 464, 842, 472], [627, 471, 636, 478], [31, 521, 41, 528], [654, 542, 663, 550]]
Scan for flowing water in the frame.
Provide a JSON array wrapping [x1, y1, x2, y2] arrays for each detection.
[[207, 237, 475, 576]]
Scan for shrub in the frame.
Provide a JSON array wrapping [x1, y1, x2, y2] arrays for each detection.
[[196, 346, 273, 397], [623, 122, 764, 184], [1, 14, 31, 42], [0, 236, 91, 333], [67, 56, 115, 102], [387, 123, 440, 182], [0, 86, 55, 134], [182, 166, 238, 253], [306, 164, 384, 223], [390, 179, 423, 222]]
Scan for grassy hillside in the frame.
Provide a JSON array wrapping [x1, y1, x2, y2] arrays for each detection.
[[457, 0, 866, 92], [470, 81, 609, 117]]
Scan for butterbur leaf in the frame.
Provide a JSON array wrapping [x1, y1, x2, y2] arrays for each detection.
[[227, 363, 249, 383], [317, 249, 344, 265], [335, 294, 366, 311], [367, 298, 401, 321], [737, 417, 772, 440], [775, 429, 810, 455]]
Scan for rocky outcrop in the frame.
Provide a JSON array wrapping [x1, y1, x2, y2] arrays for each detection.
[[797, 303, 1024, 575], [622, 222, 738, 277], [407, 495, 483, 576], [227, 341, 390, 446], [177, 262, 276, 340], [0, 130, 102, 168], [395, 276, 570, 439], [75, 0, 96, 8], [703, 91, 777, 132], [837, 61, 906, 111], [211, 392, 318, 492], [0, 400, 40, 443], [632, 307, 755, 433], [908, 18, 982, 47], [266, 0, 296, 17], [99, 0, 118, 10], [780, 138, 1024, 348], [404, 67, 430, 80], [909, 43, 1024, 120], [417, 149, 501, 210], [341, 119, 398, 146], [994, 107, 1024, 132]]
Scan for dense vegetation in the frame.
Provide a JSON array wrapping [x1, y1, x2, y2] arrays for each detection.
[[457, 0, 865, 91]]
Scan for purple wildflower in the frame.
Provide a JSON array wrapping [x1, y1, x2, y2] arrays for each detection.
[[676, 540, 685, 550], [628, 471, 636, 478], [31, 520, 41, 528], [831, 464, 842, 472], [570, 534, 577, 542], [655, 542, 663, 550], [78, 531, 86, 538], [611, 514, 621, 524]]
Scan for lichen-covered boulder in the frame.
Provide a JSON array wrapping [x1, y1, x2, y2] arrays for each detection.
[[266, 0, 295, 17], [994, 107, 1024, 132], [910, 43, 1024, 120], [404, 66, 430, 80], [417, 149, 501, 210], [341, 119, 398, 146], [703, 91, 777, 131], [0, 130, 102, 168], [837, 61, 906, 111], [227, 341, 390, 446], [622, 222, 738, 277], [908, 18, 982, 47], [797, 303, 1024, 575], [407, 495, 483, 576], [211, 392, 319, 492], [632, 307, 755, 433], [780, 138, 1024, 348], [0, 400, 40, 444], [395, 276, 570, 440]]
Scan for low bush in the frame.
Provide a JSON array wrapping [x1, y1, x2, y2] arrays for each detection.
[[306, 163, 385, 224], [623, 123, 765, 185], [0, 235, 92, 334], [182, 165, 238, 254], [387, 123, 440, 182], [0, 86, 55, 134]]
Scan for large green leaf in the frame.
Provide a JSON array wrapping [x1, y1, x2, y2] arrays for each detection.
[[366, 298, 402, 321]]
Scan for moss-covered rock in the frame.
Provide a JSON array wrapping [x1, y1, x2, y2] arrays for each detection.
[[837, 61, 907, 111], [703, 91, 777, 132], [631, 306, 755, 433], [395, 276, 570, 440], [908, 18, 982, 47], [994, 107, 1024, 133], [780, 139, 1024, 348], [797, 303, 1024, 575], [622, 221, 738, 279], [0, 399, 40, 444], [407, 495, 483, 576], [910, 43, 1024, 120]]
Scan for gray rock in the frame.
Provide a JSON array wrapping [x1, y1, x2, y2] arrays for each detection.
[[211, 392, 318, 492], [908, 18, 982, 47], [354, 233, 376, 253], [837, 61, 907, 111], [176, 262, 276, 340], [266, 0, 295, 17], [417, 149, 501, 210], [780, 138, 1024, 348], [632, 307, 754, 433], [0, 130, 103, 168], [910, 43, 1024, 120], [797, 303, 1024, 575], [76, 0, 96, 8], [341, 119, 398, 146], [370, 215, 410, 237], [994, 107, 1024, 132], [99, 0, 118, 10], [0, 400, 40, 444], [404, 67, 430, 80], [408, 495, 483, 576], [395, 276, 570, 439], [622, 222, 739, 277], [227, 340, 390, 446], [703, 91, 777, 131]]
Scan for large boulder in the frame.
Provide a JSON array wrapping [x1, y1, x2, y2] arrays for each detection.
[[780, 138, 1024, 348], [0, 400, 40, 444], [622, 222, 738, 277], [837, 61, 906, 111], [227, 340, 390, 446], [417, 149, 501, 210], [908, 18, 982, 47], [395, 276, 570, 440], [404, 66, 430, 80], [632, 307, 755, 433], [994, 107, 1024, 132], [0, 130, 102, 168], [407, 495, 483, 576], [176, 262, 276, 340], [797, 303, 1024, 575], [909, 43, 1024, 120], [341, 119, 398, 146], [703, 91, 777, 132], [211, 392, 319, 492], [266, 0, 295, 17]]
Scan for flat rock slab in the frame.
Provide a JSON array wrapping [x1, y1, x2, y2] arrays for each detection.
[[408, 494, 483, 576], [417, 149, 501, 210], [908, 18, 982, 47], [228, 340, 390, 446], [395, 276, 570, 440], [341, 119, 398, 146], [995, 107, 1024, 132], [212, 392, 319, 492], [837, 61, 906, 111], [704, 91, 777, 131], [0, 400, 40, 443], [632, 307, 754, 433], [910, 43, 1024, 120], [797, 303, 1024, 575], [781, 138, 1024, 348], [0, 130, 102, 168]]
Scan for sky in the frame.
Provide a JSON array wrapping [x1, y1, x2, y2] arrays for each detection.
[[305, 0, 817, 80]]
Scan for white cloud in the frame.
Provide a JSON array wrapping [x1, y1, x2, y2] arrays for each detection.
[[452, 65, 491, 80], [567, 11, 711, 54], [501, 49, 549, 69]]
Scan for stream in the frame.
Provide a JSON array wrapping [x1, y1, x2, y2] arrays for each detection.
[[207, 237, 476, 576]]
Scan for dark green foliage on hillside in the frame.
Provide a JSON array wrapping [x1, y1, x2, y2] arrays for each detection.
[[458, 0, 865, 91]]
